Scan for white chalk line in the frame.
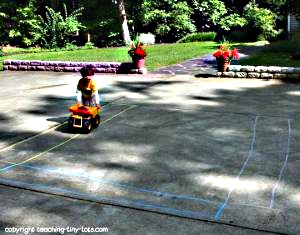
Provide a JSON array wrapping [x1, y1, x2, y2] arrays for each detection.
[[269, 119, 292, 209], [215, 116, 258, 219]]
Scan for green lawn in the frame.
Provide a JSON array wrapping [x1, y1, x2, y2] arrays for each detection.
[[1, 41, 217, 72], [238, 39, 300, 67], [1, 40, 300, 71]]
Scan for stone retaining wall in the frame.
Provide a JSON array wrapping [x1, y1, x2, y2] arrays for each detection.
[[3, 60, 300, 78], [217, 65, 300, 79], [3, 59, 147, 74]]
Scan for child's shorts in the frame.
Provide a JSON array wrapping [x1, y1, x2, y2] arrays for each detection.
[[82, 96, 97, 107]]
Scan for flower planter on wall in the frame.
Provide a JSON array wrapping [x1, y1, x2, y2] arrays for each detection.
[[132, 57, 145, 69], [216, 57, 230, 72], [213, 43, 239, 72]]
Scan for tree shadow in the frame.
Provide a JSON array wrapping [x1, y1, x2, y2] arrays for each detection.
[[0, 76, 300, 234]]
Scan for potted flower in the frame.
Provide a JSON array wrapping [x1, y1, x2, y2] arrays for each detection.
[[128, 39, 147, 69], [213, 44, 239, 72]]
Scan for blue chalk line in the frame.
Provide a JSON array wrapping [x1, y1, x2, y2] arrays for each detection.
[[214, 116, 258, 220], [2, 162, 215, 206]]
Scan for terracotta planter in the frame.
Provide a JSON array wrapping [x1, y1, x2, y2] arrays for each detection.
[[132, 57, 145, 69], [216, 57, 230, 72]]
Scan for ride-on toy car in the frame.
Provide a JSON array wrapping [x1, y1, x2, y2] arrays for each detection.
[[68, 103, 101, 133]]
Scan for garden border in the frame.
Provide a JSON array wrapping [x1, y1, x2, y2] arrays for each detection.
[[3, 60, 300, 78], [2, 60, 147, 75], [218, 65, 300, 79]]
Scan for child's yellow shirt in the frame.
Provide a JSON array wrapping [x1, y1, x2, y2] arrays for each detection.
[[77, 78, 97, 99]]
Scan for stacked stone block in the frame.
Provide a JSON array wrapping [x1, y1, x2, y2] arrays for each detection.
[[217, 65, 300, 79], [3, 60, 147, 74]]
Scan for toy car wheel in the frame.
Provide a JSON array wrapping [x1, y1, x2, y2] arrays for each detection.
[[68, 117, 74, 131], [93, 115, 100, 128], [83, 119, 92, 133]]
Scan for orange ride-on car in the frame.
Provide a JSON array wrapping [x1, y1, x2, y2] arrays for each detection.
[[68, 103, 101, 133]]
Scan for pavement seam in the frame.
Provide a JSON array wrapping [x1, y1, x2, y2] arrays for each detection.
[[0, 179, 291, 235]]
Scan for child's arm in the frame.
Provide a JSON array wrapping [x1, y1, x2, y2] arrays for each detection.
[[94, 91, 100, 108], [91, 80, 100, 107], [76, 89, 82, 104]]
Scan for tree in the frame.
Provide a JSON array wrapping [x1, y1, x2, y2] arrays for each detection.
[[0, 0, 292, 47], [115, 0, 131, 44]]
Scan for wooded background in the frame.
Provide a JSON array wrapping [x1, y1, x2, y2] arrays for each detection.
[[0, 0, 298, 48]]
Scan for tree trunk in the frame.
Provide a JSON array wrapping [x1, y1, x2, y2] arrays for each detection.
[[116, 0, 131, 44]]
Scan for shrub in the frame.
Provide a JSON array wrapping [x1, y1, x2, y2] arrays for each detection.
[[63, 43, 80, 51], [244, 2, 279, 41], [38, 4, 85, 49], [227, 31, 251, 42], [177, 32, 217, 43], [82, 42, 96, 49]]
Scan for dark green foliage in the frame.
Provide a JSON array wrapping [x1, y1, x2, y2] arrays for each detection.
[[227, 31, 251, 42], [77, 0, 124, 47], [244, 2, 280, 41], [7, 0, 42, 47], [0, 0, 292, 47], [139, 0, 196, 42], [82, 42, 96, 49], [177, 32, 217, 43], [288, 0, 300, 15], [38, 3, 85, 48]]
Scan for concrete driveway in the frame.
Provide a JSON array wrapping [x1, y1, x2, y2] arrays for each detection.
[[0, 70, 299, 235]]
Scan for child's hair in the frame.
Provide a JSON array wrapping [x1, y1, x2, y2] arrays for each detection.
[[80, 65, 95, 77]]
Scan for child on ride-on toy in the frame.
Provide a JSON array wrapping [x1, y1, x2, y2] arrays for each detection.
[[76, 65, 100, 108], [68, 65, 101, 132]]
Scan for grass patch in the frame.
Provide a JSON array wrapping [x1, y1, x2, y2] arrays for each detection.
[[146, 42, 216, 71], [239, 39, 300, 67]]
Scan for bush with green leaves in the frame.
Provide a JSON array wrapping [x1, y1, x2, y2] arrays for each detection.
[[82, 42, 96, 49], [244, 2, 280, 41], [6, 2, 86, 49], [141, 0, 196, 42], [177, 32, 217, 43], [7, 1, 42, 47], [192, 0, 246, 32], [37, 4, 86, 49]]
